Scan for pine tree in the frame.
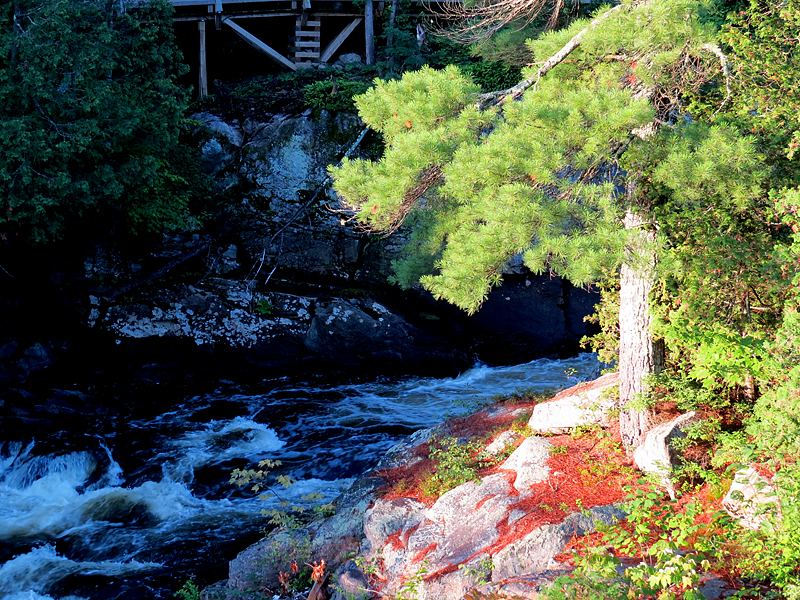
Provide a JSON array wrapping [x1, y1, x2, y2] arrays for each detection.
[[331, 0, 752, 447]]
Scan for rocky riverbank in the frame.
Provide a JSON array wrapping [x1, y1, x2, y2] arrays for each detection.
[[1, 109, 600, 402], [201, 373, 755, 600]]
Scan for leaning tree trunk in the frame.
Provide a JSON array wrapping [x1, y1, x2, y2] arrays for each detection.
[[618, 206, 665, 449]]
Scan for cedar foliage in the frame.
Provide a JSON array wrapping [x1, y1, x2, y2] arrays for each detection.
[[0, 0, 207, 244]]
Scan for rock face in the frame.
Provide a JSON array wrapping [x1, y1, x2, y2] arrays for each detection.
[[59, 111, 601, 379], [633, 412, 699, 499], [0, 109, 599, 388], [97, 277, 470, 376]]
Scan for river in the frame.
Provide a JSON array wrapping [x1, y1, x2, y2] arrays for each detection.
[[0, 353, 603, 600]]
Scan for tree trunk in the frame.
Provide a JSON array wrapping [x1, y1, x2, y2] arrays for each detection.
[[386, 0, 397, 65], [618, 206, 664, 449]]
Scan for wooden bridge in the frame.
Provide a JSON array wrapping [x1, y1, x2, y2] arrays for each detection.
[[170, 0, 381, 95]]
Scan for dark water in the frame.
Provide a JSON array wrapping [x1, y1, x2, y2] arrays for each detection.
[[0, 354, 602, 600]]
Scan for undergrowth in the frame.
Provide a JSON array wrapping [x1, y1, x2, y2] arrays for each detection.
[[420, 435, 502, 499]]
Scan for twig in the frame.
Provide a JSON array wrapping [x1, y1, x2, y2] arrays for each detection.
[[248, 126, 370, 284], [263, 232, 284, 287], [103, 242, 210, 303], [267, 126, 370, 248]]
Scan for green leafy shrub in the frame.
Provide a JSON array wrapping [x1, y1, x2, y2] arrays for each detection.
[[302, 79, 375, 115], [461, 61, 522, 93], [580, 275, 620, 366], [230, 459, 334, 529], [546, 484, 730, 600], [174, 576, 201, 600], [420, 435, 504, 499]]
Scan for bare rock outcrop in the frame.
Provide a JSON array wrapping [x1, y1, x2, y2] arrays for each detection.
[[528, 372, 619, 434]]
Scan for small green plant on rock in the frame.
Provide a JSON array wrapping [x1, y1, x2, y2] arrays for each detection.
[[421, 436, 494, 498], [458, 556, 494, 587], [253, 298, 274, 315], [396, 559, 429, 600], [510, 410, 534, 437], [174, 576, 201, 600], [230, 459, 334, 529]]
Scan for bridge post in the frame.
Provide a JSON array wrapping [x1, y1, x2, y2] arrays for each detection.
[[364, 0, 374, 64], [198, 19, 208, 97]]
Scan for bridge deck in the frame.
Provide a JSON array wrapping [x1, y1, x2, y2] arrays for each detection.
[[177, 0, 456, 94]]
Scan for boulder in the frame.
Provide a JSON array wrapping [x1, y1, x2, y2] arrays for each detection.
[[722, 467, 780, 530], [490, 504, 626, 582], [499, 436, 552, 494], [331, 560, 372, 600], [528, 372, 619, 434], [304, 298, 469, 375], [633, 412, 698, 499]]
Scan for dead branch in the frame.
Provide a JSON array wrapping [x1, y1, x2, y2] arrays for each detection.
[[266, 125, 370, 248], [701, 42, 732, 115], [333, 165, 444, 236], [431, 0, 557, 46], [102, 242, 211, 303]]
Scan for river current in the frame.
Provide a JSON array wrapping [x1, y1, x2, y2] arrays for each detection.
[[0, 353, 603, 600]]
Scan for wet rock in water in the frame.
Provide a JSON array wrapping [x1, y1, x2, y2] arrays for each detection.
[[305, 297, 470, 376]]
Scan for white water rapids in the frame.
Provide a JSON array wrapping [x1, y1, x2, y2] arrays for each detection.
[[0, 353, 603, 600]]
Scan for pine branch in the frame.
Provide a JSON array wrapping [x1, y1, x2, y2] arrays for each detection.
[[475, 4, 623, 110]]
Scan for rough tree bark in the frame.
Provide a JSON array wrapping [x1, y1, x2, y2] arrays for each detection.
[[386, 0, 398, 65], [618, 204, 665, 448]]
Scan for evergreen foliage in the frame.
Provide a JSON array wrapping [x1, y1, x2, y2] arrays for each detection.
[[332, 0, 731, 314], [0, 0, 205, 244]]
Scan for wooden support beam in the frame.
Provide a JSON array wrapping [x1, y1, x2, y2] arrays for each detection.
[[224, 18, 297, 70], [364, 0, 374, 64], [198, 19, 208, 97], [320, 17, 361, 63]]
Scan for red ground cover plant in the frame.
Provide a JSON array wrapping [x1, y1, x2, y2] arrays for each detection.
[[372, 395, 645, 563], [554, 481, 752, 587]]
